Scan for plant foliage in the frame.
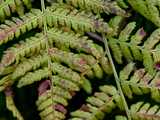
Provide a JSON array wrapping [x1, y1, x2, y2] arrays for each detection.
[[0, 0, 160, 120]]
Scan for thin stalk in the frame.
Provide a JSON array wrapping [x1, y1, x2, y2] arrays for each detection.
[[102, 34, 131, 120], [40, 0, 55, 118]]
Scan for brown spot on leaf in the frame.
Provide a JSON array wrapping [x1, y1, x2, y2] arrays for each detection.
[[155, 63, 160, 71], [137, 69, 145, 79], [53, 104, 67, 114], [141, 74, 152, 85], [4, 87, 13, 96], [1, 51, 15, 66], [70, 91, 76, 96], [48, 48, 56, 55], [80, 104, 90, 112], [38, 80, 51, 96], [155, 79, 160, 88], [79, 58, 87, 65], [0, 31, 6, 40], [139, 28, 146, 36]]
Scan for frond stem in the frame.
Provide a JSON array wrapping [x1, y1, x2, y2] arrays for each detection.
[[40, 0, 55, 118], [102, 34, 131, 120]]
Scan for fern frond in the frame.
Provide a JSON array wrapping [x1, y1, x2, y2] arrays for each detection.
[[120, 63, 160, 102], [53, 76, 80, 91], [4, 87, 24, 120], [12, 54, 49, 79], [108, 16, 125, 37], [69, 85, 124, 120], [36, 71, 84, 120], [108, 22, 160, 75], [47, 5, 113, 34], [36, 82, 69, 120], [17, 67, 51, 88], [57, 0, 129, 17], [0, 0, 32, 22], [0, 75, 14, 92], [50, 48, 103, 78], [17, 62, 87, 87], [78, 53, 103, 79], [0, 27, 101, 65], [12, 48, 102, 79], [108, 22, 143, 63], [1, 27, 112, 74], [130, 101, 160, 120], [0, 9, 42, 45], [128, 0, 160, 27]]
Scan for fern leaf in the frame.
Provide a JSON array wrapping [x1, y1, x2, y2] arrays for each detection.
[[117, 0, 129, 9], [17, 62, 91, 88], [4, 87, 24, 120], [50, 62, 84, 84], [1, 27, 111, 75], [57, 0, 129, 17], [47, 6, 113, 34], [108, 16, 125, 37], [12, 48, 100, 79], [120, 63, 160, 102], [36, 85, 68, 120], [12, 53, 49, 79], [17, 67, 51, 88], [107, 22, 160, 74], [108, 38, 123, 64], [69, 85, 123, 120], [12, 48, 103, 79], [78, 53, 103, 79], [128, 0, 160, 27], [142, 50, 155, 75], [119, 42, 133, 62], [1, 27, 102, 65], [108, 22, 145, 63], [0, 0, 31, 22], [130, 102, 160, 120], [144, 28, 160, 50], [0, 75, 14, 92], [117, 22, 136, 61], [0, 9, 42, 45], [50, 48, 103, 78], [36, 73, 82, 120], [53, 76, 80, 91], [119, 22, 136, 42]]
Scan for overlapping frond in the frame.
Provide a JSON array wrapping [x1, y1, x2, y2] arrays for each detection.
[[130, 101, 160, 120], [0, 0, 159, 119], [0, 27, 112, 75], [108, 22, 160, 75], [17, 62, 84, 87], [69, 85, 123, 120], [120, 63, 160, 103], [0, 0, 32, 22], [0, 9, 42, 45], [12, 48, 103, 80], [46, 5, 113, 34], [56, 0, 129, 17], [36, 80, 70, 120], [113, 101, 160, 120], [4, 87, 24, 120], [128, 0, 160, 27]]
